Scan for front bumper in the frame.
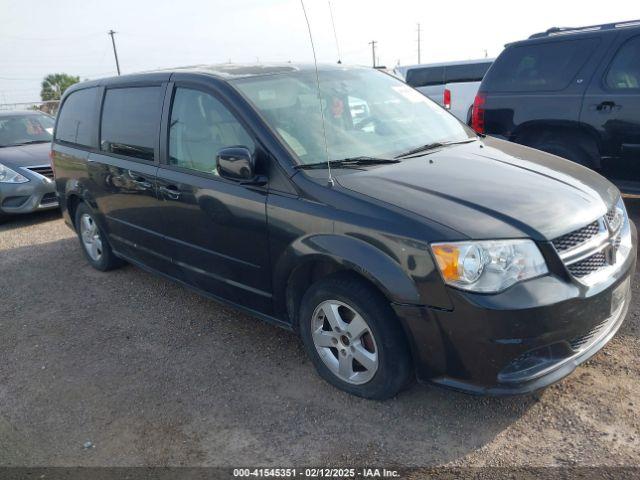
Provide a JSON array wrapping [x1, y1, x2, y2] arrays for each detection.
[[0, 172, 58, 215], [393, 223, 637, 395]]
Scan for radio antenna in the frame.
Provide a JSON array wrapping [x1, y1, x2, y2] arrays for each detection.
[[328, 0, 342, 64], [300, 0, 334, 187]]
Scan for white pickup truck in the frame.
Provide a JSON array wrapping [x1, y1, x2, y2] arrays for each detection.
[[395, 59, 493, 123]]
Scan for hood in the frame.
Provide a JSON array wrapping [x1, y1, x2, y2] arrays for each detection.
[[336, 137, 619, 240], [0, 142, 51, 169]]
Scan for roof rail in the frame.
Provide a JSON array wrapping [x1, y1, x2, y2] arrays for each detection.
[[528, 19, 640, 39]]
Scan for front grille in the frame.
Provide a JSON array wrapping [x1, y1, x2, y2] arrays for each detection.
[[26, 165, 54, 180], [40, 192, 58, 205], [567, 252, 607, 278], [552, 201, 627, 282], [614, 233, 622, 249], [569, 316, 611, 351], [552, 220, 600, 252]]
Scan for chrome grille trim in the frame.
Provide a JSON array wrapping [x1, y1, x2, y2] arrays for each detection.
[[552, 220, 600, 252], [24, 164, 54, 180], [555, 218, 609, 264], [551, 202, 626, 282]]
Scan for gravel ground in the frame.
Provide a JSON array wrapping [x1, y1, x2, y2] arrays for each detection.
[[0, 202, 639, 468]]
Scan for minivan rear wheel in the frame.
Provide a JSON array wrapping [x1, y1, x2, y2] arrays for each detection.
[[299, 273, 413, 399], [74, 202, 123, 271]]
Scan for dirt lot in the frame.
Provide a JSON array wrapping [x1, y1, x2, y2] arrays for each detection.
[[0, 202, 639, 468]]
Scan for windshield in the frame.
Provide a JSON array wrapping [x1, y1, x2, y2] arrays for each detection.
[[232, 67, 474, 165], [0, 113, 54, 147]]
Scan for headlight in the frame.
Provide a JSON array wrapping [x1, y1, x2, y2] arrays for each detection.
[[0, 164, 29, 183], [431, 239, 548, 293], [609, 196, 626, 232], [615, 197, 632, 260]]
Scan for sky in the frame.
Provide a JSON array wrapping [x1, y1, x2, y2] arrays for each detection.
[[0, 0, 638, 104]]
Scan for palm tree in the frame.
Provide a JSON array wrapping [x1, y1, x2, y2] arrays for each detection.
[[40, 73, 80, 101]]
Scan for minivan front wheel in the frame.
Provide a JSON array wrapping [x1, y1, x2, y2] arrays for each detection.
[[74, 203, 123, 271], [299, 273, 412, 399]]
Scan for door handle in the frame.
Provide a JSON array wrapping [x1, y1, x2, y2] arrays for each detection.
[[596, 101, 617, 112], [127, 170, 152, 189], [159, 185, 181, 200], [131, 179, 152, 189]]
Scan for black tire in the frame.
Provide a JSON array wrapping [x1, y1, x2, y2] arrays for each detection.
[[0, 212, 8, 225], [535, 142, 591, 168], [74, 202, 124, 271], [299, 272, 413, 400]]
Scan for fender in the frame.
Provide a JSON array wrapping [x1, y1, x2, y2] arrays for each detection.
[[61, 178, 101, 229], [273, 233, 423, 321]]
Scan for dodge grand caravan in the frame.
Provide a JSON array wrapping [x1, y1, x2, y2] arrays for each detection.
[[52, 64, 636, 399]]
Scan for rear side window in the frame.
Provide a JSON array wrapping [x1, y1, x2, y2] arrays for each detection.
[[100, 86, 163, 161], [55, 88, 98, 147], [405, 66, 445, 88], [445, 62, 492, 83], [483, 38, 599, 92], [605, 36, 640, 90]]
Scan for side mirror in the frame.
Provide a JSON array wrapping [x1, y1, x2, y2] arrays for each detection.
[[216, 146, 255, 181]]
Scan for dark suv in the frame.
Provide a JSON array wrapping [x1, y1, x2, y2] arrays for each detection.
[[472, 20, 640, 195], [52, 64, 636, 399]]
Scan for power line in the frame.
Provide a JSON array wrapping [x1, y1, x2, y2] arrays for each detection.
[[108, 30, 121, 76], [0, 32, 103, 41], [368, 40, 378, 67]]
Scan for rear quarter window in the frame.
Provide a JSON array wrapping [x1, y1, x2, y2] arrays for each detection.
[[483, 38, 599, 92], [605, 35, 640, 90], [445, 62, 492, 83], [405, 66, 445, 88], [55, 87, 98, 147], [100, 86, 163, 161]]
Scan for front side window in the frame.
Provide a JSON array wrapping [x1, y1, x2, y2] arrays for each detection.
[[233, 67, 472, 165], [0, 113, 54, 147], [606, 36, 640, 90], [55, 88, 98, 147], [100, 86, 163, 161], [169, 87, 254, 175], [483, 38, 599, 92], [405, 66, 445, 88]]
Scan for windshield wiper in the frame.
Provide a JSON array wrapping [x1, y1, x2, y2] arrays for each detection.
[[394, 138, 478, 159], [295, 156, 400, 170]]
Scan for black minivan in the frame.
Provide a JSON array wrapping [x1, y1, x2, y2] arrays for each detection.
[[52, 64, 636, 399], [472, 20, 640, 195]]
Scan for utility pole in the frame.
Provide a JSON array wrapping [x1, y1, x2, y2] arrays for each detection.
[[368, 40, 377, 67], [107, 30, 121, 76], [417, 23, 421, 64]]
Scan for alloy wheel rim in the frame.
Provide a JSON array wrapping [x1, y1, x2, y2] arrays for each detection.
[[79, 213, 103, 262], [311, 300, 378, 385]]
